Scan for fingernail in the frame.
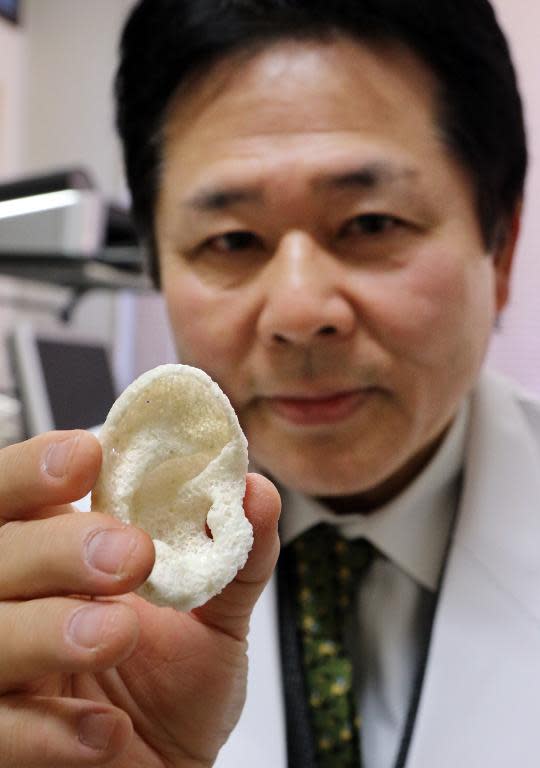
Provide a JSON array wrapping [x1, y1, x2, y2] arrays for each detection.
[[44, 436, 79, 478], [79, 712, 117, 751], [85, 528, 139, 577], [67, 603, 118, 649]]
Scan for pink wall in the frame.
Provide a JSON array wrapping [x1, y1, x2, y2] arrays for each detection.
[[486, 0, 540, 394]]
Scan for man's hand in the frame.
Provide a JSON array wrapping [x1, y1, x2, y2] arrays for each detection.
[[0, 430, 280, 767]]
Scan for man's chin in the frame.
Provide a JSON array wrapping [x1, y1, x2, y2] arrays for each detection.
[[256, 460, 389, 499]]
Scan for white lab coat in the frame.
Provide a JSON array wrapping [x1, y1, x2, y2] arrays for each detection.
[[216, 369, 540, 768]]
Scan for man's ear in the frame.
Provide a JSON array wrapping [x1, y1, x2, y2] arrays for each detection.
[[493, 202, 522, 314]]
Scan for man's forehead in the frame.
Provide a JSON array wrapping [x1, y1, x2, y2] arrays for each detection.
[[164, 36, 439, 149], [158, 37, 450, 215]]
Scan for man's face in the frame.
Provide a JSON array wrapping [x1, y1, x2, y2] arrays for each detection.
[[155, 37, 513, 503]]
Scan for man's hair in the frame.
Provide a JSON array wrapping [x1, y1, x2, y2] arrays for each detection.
[[115, 0, 528, 287]]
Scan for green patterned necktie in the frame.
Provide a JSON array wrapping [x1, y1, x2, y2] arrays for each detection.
[[291, 523, 375, 767]]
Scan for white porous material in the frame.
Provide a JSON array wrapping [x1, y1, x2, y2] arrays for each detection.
[[91, 364, 252, 611]]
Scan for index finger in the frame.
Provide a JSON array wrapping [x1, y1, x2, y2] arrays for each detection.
[[0, 430, 102, 522]]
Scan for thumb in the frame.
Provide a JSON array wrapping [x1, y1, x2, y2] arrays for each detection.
[[192, 473, 281, 639]]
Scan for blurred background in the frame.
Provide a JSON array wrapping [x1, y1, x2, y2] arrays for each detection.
[[0, 0, 538, 446]]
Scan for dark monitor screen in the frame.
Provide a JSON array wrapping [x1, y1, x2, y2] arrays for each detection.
[[0, 0, 18, 23], [36, 338, 116, 431], [9, 325, 117, 437]]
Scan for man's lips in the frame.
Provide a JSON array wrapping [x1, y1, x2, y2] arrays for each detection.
[[264, 388, 377, 426]]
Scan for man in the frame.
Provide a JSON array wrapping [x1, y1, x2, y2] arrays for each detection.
[[0, 0, 538, 766]]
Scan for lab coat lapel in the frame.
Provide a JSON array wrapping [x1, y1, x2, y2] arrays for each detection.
[[405, 372, 540, 767]]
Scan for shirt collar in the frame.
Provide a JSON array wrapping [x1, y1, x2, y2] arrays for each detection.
[[278, 400, 470, 592]]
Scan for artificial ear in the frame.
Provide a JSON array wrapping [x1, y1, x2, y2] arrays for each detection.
[[493, 202, 522, 313]]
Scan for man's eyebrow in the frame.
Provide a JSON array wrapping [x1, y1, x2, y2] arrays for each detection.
[[183, 163, 419, 212], [313, 163, 419, 192], [184, 187, 264, 212]]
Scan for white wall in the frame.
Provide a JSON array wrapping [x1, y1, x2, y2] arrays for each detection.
[[20, 0, 142, 392], [23, 0, 135, 200], [0, 16, 28, 403], [0, 16, 25, 177], [0, 1, 143, 402]]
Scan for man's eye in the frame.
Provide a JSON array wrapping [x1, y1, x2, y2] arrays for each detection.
[[342, 214, 401, 237], [205, 231, 260, 253]]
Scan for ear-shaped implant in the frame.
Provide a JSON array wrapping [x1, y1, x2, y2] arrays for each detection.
[[91, 364, 252, 611]]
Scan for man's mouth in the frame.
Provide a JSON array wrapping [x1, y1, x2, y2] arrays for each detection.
[[265, 388, 377, 426]]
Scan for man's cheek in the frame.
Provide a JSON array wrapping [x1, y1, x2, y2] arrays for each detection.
[[372, 260, 471, 363], [170, 313, 244, 388], [165, 282, 225, 358]]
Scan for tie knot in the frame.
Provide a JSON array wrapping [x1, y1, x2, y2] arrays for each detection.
[[293, 523, 374, 579]]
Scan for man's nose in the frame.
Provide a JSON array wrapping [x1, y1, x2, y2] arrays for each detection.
[[256, 232, 356, 348]]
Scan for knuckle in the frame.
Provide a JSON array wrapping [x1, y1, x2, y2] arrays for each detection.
[[0, 513, 149, 605], [2, 711, 22, 767], [63, 602, 139, 667], [0, 698, 61, 768], [0, 520, 23, 547], [0, 432, 100, 522], [79, 520, 154, 595], [0, 599, 138, 686]]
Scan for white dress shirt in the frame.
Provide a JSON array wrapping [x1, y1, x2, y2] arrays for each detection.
[[279, 401, 469, 768]]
